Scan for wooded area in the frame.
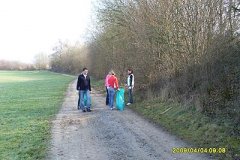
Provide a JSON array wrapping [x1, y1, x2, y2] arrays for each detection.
[[0, 60, 35, 70], [49, 0, 240, 127], [87, 0, 239, 118], [49, 40, 89, 74]]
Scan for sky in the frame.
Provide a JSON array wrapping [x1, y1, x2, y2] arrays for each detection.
[[0, 0, 94, 63]]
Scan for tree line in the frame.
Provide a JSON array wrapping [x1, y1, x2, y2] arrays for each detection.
[[86, 0, 240, 120], [48, 0, 240, 124], [0, 53, 49, 71], [49, 40, 89, 74], [0, 60, 35, 70], [0, 41, 87, 72]]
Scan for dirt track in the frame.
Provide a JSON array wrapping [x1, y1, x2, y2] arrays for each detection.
[[47, 81, 212, 160]]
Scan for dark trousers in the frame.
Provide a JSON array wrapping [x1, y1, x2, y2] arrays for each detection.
[[78, 92, 80, 109], [128, 89, 133, 104], [106, 87, 109, 105]]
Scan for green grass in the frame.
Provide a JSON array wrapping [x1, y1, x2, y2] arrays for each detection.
[[91, 77, 105, 93], [129, 98, 240, 160], [0, 71, 75, 160]]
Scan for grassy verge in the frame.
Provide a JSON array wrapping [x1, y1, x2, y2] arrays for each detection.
[[91, 77, 105, 93], [92, 78, 239, 160], [129, 98, 239, 160], [0, 71, 75, 159]]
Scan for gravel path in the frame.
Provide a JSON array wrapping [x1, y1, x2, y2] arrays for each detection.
[[47, 81, 212, 160]]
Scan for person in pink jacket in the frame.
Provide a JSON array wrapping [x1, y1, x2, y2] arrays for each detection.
[[107, 71, 119, 110]]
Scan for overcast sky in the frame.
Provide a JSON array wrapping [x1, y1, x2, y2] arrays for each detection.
[[0, 0, 94, 63]]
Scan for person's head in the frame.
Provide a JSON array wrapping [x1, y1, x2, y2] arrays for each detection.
[[128, 68, 133, 75], [110, 70, 115, 76], [82, 67, 88, 75]]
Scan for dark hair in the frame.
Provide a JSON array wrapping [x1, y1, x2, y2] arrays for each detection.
[[128, 68, 133, 73], [82, 67, 88, 71]]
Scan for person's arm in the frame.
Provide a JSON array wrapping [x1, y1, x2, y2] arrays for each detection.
[[115, 77, 119, 90], [76, 76, 80, 90], [130, 75, 132, 87], [105, 75, 108, 87], [130, 74, 134, 89], [132, 75, 134, 88], [89, 77, 91, 91]]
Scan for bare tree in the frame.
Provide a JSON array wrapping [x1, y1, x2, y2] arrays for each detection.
[[34, 52, 49, 70]]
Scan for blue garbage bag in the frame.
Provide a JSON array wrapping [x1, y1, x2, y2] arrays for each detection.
[[116, 88, 125, 111]]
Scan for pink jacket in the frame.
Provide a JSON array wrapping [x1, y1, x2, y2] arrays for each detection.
[[105, 75, 111, 87], [108, 75, 119, 90]]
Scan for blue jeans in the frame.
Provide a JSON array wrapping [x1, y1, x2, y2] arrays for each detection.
[[79, 90, 91, 110], [128, 89, 133, 104], [108, 87, 115, 108]]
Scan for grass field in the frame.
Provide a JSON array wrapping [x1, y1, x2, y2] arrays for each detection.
[[0, 71, 75, 159]]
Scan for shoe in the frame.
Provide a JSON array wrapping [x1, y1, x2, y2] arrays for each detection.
[[87, 108, 91, 112], [126, 103, 131, 106], [82, 109, 86, 112], [110, 107, 114, 110]]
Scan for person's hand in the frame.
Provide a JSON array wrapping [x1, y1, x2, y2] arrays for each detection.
[[129, 86, 134, 89]]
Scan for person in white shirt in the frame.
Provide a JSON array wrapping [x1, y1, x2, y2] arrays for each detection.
[[126, 68, 134, 105]]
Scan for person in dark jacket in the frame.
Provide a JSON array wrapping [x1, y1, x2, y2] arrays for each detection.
[[77, 67, 91, 112], [105, 71, 111, 105]]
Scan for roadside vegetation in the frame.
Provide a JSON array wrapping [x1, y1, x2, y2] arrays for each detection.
[[92, 78, 239, 159]]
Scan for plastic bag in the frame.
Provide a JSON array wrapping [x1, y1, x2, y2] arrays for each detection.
[[116, 88, 125, 111]]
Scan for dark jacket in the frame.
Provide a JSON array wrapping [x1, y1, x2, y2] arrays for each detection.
[[76, 74, 91, 91]]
